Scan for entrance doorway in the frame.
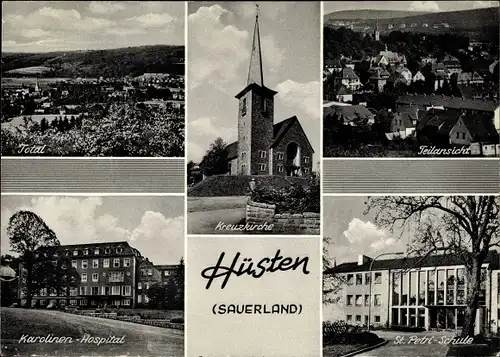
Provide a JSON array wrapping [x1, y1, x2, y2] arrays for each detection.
[[286, 142, 301, 176]]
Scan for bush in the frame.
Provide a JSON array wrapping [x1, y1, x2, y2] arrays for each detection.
[[389, 325, 426, 332], [250, 177, 320, 214], [323, 321, 382, 346], [171, 317, 184, 323]]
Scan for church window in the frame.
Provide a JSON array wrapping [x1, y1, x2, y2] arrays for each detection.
[[278, 165, 284, 173], [304, 156, 310, 164], [241, 98, 247, 116], [241, 164, 246, 173], [259, 164, 266, 171], [259, 150, 267, 159], [277, 152, 284, 160], [304, 168, 310, 174], [242, 152, 247, 160]]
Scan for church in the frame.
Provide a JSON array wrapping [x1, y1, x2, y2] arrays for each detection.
[[224, 11, 314, 177]]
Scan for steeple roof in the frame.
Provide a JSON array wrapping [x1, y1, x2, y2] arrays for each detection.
[[247, 6, 264, 87]]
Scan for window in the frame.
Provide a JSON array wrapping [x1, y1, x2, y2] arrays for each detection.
[[365, 273, 371, 285], [109, 272, 124, 282], [278, 165, 284, 173], [164, 271, 171, 276], [105, 248, 111, 254], [259, 150, 267, 159], [374, 272, 382, 284], [111, 286, 120, 295], [70, 299, 77, 306], [304, 168, 310, 174], [145, 296, 150, 303], [364, 295, 370, 306], [462, 133, 465, 139], [346, 274, 354, 285], [277, 152, 284, 160], [304, 156, 310, 164], [456, 132, 459, 139], [113, 258, 120, 267], [374, 294, 381, 306], [241, 152, 247, 160], [259, 163, 266, 171], [82, 260, 88, 269], [91, 286, 99, 295], [93, 259, 99, 268], [241, 97, 247, 116], [347, 315, 352, 323], [356, 315, 361, 323], [122, 299, 131, 306], [138, 282, 142, 290], [71, 260, 77, 268], [92, 273, 98, 282], [70, 288, 77, 296], [94, 248, 99, 255], [262, 97, 267, 113], [116, 247, 122, 254], [124, 258, 130, 267], [138, 295, 142, 303], [147, 269, 152, 276], [103, 259, 110, 268], [84, 249, 89, 255], [79, 286, 87, 295], [122, 285, 131, 296], [355, 295, 363, 306], [375, 315, 381, 323], [144, 282, 150, 290], [346, 295, 353, 306], [241, 164, 246, 173], [356, 274, 363, 285], [73, 250, 78, 256], [81, 273, 87, 282]]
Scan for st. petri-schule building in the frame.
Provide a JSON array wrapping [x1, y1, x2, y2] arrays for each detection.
[[17, 241, 181, 308], [326, 251, 500, 334]]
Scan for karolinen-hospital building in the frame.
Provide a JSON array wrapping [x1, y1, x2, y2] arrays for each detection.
[[326, 251, 500, 334]]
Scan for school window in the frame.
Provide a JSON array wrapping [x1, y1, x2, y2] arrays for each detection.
[[109, 272, 124, 282], [82, 260, 88, 269], [462, 133, 465, 139], [138, 295, 142, 303], [259, 150, 267, 159], [113, 258, 120, 268], [356, 273, 362, 285], [346, 274, 354, 285], [71, 260, 77, 268], [374, 294, 381, 306], [355, 295, 363, 306], [122, 299, 131, 306], [347, 315, 352, 323], [374, 272, 382, 284], [259, 163, 266, 171], [242, 152, 247, 160], [124, 258, 130, 267], [91, 286, 99, 295], [241, 164, 246, 173], [103, 259, 109, 268], [356, 315, 361, 323], [70, 288, 77, 296], [93, 259, 99, 268], [164, 271, 171, 276], [365, 273, 370, 285], [147, 269, 152, 276], [70, 300, 77, 306], [277, 152, 284, 160], [375, 315, 381, 323], [81, 273, 87, 282], [92, 273, 98, 282], [346, 295, 353, 306], [241, 97, 247, 116], [278, 165, 284, 173], [364, 295, 370, 306]]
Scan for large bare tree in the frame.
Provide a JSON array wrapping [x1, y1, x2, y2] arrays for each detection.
[[365, 196, 499, 337], [323, 236, 347, 306]]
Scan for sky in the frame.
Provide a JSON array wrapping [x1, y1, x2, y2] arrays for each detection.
[[323, 1, 499, 14], [1, 196, 184, 265], [187, 1, 321, 165], [1, 1, 185, 52], [323, 196, 411, 266]]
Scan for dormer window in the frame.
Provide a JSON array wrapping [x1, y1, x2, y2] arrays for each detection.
[[105, 248, 111, 254], [84, 249, 89, 255], [116, 247, 123, 254], [94, 248, 99, 255], [73, 250, 78, 256]]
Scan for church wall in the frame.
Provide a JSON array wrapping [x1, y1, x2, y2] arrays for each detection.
[[237, 91, 253, 175], [272, 120, 314, 177], [249, 91, 274, 175]]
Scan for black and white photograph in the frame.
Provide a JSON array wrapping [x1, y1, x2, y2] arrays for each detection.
[[323, 1, 500, 157], [1, 1, 185, 156], [0, 195, 184, 357], [186, 1, 321, 235], [322, 195, 500, 357]]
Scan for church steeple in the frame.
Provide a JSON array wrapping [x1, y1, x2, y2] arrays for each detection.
[[247, 4, 264, 87]]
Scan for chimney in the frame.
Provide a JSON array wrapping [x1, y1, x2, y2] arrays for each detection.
[[358, 254, 372, 266], [332, 258, 337, 268]]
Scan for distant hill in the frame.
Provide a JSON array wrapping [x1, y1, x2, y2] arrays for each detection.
[[1, 45, 185, 77], [324, 9, 429, 21]]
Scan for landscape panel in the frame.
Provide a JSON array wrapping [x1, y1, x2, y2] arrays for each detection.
[[323, 1, 500, 157], [1, 1, 185, 157]]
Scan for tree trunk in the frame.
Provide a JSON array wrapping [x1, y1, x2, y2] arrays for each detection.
[[26, 265, 33, 308], [462, 260, 481, 337]]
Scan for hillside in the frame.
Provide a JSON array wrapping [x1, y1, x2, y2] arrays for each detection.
[[324, 9, 429, 21], [1, 45, 185, 77]]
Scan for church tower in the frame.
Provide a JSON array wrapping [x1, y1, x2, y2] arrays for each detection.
[[374, 18, 380, 42], [235, 6, 277, 176]]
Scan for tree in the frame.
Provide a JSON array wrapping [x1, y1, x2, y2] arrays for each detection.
[[174, 258, 184, 310], [323, 237, 347, 306], [200, 137, 228, 176], [147, 283, 166, 309], [365, 196, 499, 337], [6, 211, 60, 307]]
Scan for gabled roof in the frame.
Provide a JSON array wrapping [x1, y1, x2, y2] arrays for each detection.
[[416, 108, 461, 133], [460, 113, 499, 142], [342, 67, 359, 80], [324, 105, 375, 123], [369, 68, 390, 80], [271, 116, 315, 153], [325, 250, 499, 275], [393, 112, 415, 128], [335, 84, 352, 95], [396, 94, 499, 112]]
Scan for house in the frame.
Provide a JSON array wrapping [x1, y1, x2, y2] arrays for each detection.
[[416, 108, 462, 146], [386, 111, 416, 139], [394, 67, 413, 85], [334, 85, 353, 103], [449, 113, 499, 146], [341, 67, 362, 91], [443, 55, 462, 76], [369, 68, 391, 92], [324, 104, 376, 127], [223, 13, 314, 177], [457, 71, 484, 85], [413, 71, 426, 82], [325, 59, 343, 74], [372, 47, 407, 67], [137, 259, 162, 306]]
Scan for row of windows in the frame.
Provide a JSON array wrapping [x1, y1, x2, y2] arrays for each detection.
[[347, 314, 381, 324], [346, 272, 382, 285], [71, 258, 130, 269], [80, 271, 125, 283], [346, 294, 382, 306], [78, 285, 131, 296], [242, 151, 310, 163], [71, 247, 124, 256], [67, 299, 131, 306]]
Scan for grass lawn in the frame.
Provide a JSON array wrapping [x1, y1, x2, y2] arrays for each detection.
[[109, 308, 183, 320], [323, 343, 373, 357], [187, 196, 248, 212]]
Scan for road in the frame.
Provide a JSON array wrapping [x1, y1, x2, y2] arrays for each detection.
[[357, 330, 454, 357], [187, 196, 247, 234], [1, 307, 183, 357]]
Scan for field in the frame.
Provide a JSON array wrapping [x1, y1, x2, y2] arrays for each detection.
[[5, 66, 53, 75], [1, 76, 94, 89]]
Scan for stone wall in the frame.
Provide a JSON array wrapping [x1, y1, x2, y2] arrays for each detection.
[[246, 199, 320, 235]]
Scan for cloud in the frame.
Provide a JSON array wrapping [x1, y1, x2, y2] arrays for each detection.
[[188, 5, 248, 89], [88, 1, 125, 14], [38, 7, 82, 21], [409, 1, 440, 11], [0, 197, 183, 264], [240, 2, 290, 20], [276, 80, 320, 119], [131, 12, 176, 28], [20, 29, 49, 38], [261, 35, 285, 73], [343, 218, 387, 244], [188, 116, 236, 162]]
